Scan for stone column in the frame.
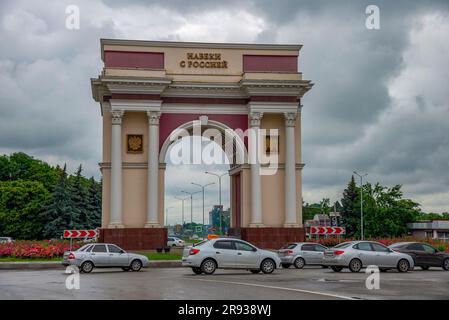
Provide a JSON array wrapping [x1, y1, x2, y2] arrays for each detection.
[[145, 111, 161, 227], [249, 112, 264, 227], [284, 112, 299, 227], [109, 110, 124, 228]]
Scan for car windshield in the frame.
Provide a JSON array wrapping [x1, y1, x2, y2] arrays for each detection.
[[334, 242, 352, 249]]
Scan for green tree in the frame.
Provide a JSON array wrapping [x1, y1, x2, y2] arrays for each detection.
[[340, 175, 359, 236], [70, 165, 89, 229], [0, 181, 49, 239], [86, 177, 102, 228], [41, 165, 76, 238]]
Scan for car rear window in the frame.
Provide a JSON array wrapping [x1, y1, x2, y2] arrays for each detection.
[[77, 244, 91, 252], [282, 243, 297, 249], [334, 242, 352, 249]]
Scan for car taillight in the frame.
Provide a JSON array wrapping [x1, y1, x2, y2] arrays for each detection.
[[334, 250, 345, 255], [68, 252, 76, 260], [189, 248, 200, 255], [287, 250, 294, 254]]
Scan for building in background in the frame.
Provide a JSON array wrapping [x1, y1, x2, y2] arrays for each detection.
[[407, 220, 449, 242]]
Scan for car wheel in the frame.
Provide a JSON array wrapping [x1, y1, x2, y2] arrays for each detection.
[[294, 257, 305, 269], [421, 266, 429, 271], [201, 259, 217, 275], [331, 266, 343, 272], [281, 264, 291, 269], [130, 259, 142, 272], [81, 261, 94, 274], [122, 267, 130, 271], [443, 258, 449, 271], [260, 259, 276, 274], [397, 259, 410, 273], [349, 259, 362, 273], [192, 267, 202, 275], [250, 269, 261, 274]]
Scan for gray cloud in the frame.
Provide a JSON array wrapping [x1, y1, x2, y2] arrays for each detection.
[[0, 0, 448, 213]]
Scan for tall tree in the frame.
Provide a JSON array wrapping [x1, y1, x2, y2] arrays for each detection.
[[41, 165, 75, 238], [70, 165, 89, 229], [341, 175, 359, 237], [86, 177, 102, 228]]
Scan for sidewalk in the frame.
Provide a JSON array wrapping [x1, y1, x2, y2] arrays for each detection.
[[0, 260, 182, 270]]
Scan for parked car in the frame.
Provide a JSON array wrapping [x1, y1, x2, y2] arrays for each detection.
[[278, 242, 328, 269], [182, 238, 281, 275], [0, 237, 14, 243], [167, 237, 185, 247], [389, 242, 449, 271], [323, 241, 414, 273], [62, 243, 149, 273]]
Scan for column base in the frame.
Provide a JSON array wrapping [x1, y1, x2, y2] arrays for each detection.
[[283, 223, 300, 228], [239, 227, 305, 249], [107, 223, 125, 229], [144, 223, 162, 228], [248, 223, 265, 228], [98, 227, 167, 250]]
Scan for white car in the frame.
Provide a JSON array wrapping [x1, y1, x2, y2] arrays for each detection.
[[182, 238, 282, 275], [0, 237, 13, 243], [167, 237, 185, 247]]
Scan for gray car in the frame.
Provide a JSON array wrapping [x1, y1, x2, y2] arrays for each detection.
[[63, 243, 149, 273], [322, 241, 415, 273], [182, 238, 282, 275], [278, 242, 328, 269]]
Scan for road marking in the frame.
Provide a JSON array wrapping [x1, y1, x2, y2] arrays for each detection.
[[187, 278, 358, 300]]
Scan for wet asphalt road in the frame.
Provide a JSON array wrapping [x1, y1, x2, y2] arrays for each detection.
[[0, 266, 448, 300]]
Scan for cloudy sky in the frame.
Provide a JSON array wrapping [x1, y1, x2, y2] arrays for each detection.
[[1, 0, 448, 224]]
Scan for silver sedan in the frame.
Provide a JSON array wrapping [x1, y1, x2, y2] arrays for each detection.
[[322, 241, 415, 272], [182, 238, 282, 275], [278, 242, 328, 269], [63, 243, 149, 273]]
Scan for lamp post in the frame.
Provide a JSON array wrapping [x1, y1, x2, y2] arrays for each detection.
[[353, 171, 368, 240], [165, 206, 174, 227], [175, 196, 189, 226], [181, 190, 201, 225], [205, 171, 228, 234], [191, 182, 215, 239]]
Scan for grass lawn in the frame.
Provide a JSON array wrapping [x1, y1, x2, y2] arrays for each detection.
[[0, 256, 63, 262], [137, 252, 182, 261]]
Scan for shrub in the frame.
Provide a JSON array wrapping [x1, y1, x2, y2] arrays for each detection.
[[0, 240, 82, 259]]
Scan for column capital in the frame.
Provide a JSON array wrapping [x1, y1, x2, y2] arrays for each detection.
[[111, 110, 124, 125], [249, 112, 263, 127], [284, 112, 297, 127], [147, 111, 161, 125]]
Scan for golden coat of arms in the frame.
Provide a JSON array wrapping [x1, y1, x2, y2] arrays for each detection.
[[127, 134, 143, 153]]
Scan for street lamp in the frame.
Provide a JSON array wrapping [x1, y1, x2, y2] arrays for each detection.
[[174, 196, 189, 226], [181, 190, 201, 224], [205, 171, 228, 234], [165, 206, 173, 227], [353, 171, 368, 240], [191, 182, 215, 239]]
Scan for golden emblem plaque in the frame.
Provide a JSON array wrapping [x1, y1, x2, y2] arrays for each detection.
[[127, 134, 143, 154]]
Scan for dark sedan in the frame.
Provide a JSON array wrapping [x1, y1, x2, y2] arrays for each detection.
[[389, 242, 449, 271]]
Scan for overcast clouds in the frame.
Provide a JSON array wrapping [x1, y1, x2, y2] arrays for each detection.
[[0, 0, 448, 223]]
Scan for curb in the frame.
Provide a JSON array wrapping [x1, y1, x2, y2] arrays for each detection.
[[0, 260, 183, 270]]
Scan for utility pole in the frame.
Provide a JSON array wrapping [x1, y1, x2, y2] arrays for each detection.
[[165, 206, 173, 227], [353, 171, 368, 240], [181, 190, 201, 225], [191, 182, 215, 239], [205, 171, 228, 234]]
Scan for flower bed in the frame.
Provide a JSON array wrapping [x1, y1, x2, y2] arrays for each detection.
[[0, 240, 82, 259], [309, 236, 449, 252]]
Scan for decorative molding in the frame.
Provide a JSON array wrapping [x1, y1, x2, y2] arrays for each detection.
[[161, 103, 247, 115], [147, 111, 161, 125], [99, 162, 167, 170], [248, 101, 299, 114], [284, 112, 297, 127], [111, 110, 124, 125], [110, 99, 162, 112], [249, 112, 263, 127]]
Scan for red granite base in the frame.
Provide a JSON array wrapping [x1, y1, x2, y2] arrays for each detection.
[[240, 227, 305, 249], [98, 228, 167, 250]]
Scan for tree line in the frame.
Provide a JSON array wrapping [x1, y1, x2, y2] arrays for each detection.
[[303, 175, 448, 238], [0, 152, 101, 240]]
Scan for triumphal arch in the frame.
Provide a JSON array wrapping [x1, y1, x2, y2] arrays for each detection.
[[91, 39, 313, 249]]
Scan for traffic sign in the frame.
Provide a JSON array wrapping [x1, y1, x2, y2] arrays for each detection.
[[63, 229, 98, 239], [309, 226, 345, 235], [195, 226, 202, 233]]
